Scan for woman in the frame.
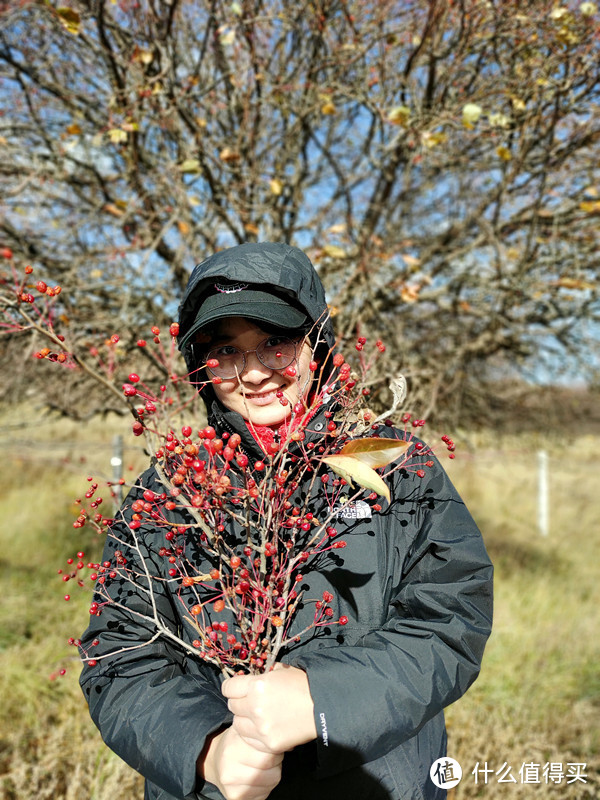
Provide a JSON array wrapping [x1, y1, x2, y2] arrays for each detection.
[[80, 242, 493, 800]]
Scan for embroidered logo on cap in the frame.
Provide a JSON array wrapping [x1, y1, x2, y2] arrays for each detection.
[[214, 282, 249, 293]]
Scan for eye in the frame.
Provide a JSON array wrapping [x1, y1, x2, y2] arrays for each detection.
[[212, 344, 240, 357], [264, 335, 289, 348]]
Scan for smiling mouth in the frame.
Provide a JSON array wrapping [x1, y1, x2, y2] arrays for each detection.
[[243, 387, 285, 403]]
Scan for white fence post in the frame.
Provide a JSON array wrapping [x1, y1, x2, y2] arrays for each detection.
[[111, 434, 123, 513], [537, 450, 549, 537]]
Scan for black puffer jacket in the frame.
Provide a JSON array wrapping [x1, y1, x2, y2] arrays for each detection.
[[80, 243, 493, 800]]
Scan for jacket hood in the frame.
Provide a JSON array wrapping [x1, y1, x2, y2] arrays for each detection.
[[177, 243, 337, 447], [178, 242, 335, 370]]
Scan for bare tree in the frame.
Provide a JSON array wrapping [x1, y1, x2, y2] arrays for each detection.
[[1, 0, 598, 421]]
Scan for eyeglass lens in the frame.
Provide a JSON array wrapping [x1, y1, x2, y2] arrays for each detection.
[[205, 337, 297, 379]]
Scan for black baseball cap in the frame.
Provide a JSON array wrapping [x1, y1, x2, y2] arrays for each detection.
[[178, 282, 309, 349]]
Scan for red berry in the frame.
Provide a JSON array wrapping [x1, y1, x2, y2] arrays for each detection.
[[1, 247, 13, 259], [339, 615, 348, 625], [169, 323, 179, 336]]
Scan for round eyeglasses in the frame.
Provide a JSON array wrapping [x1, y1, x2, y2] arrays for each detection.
[[196, 336, 299, 380]]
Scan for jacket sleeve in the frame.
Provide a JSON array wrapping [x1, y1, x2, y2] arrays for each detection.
[[79, 469, 231, 800], [291, 455, 493, 778]]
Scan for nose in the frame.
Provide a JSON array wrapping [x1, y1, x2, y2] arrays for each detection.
[[240, 350, 274, 383]]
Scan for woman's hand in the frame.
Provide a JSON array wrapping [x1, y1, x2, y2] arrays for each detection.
[[222, 664, 317, 753], [199, 725, 283, 800]]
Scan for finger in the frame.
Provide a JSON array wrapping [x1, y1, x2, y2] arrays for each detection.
[[226, 697, 251, 717], [221, 674, 253, 699]]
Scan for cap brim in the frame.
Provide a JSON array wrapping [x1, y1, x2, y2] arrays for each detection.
[[180, 289, 308, 348]]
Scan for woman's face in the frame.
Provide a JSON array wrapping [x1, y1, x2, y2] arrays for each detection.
[[204, 318, 314, 427]]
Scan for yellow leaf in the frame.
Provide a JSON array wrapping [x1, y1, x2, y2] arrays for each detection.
[[66, 123, 82, 135], [108, 128, 128, 144], [496, 145, 512, 160], [401, 253, 421, 269], [219, 27, 236, 46], [269, 178, 284, 196], [401, 284, 420, 303], [387, 105, 411, 125], [579, 200, 600, 213], [177, 220, 191, 235], [90, 269, 103, 279], [554, 277, 595, 290], [321, 101, 337, 115], [422, 131, 447, 149], [580, 1, 597, 15], [188, 195, 201, 206], [322, 244, 347, 259], [178, 158, 202, 173], [338, 438, 410, 469], [104, 203, 125, 217], [57, 7, 81, 34], [322, 455, 390, 501], [220, 147, 241, 163], [328, 223, 346, 234], [462, 103, 483, 125], [244, 222, 259, 235], [488, 112, 511, 129]]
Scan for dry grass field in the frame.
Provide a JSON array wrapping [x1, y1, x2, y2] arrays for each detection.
[[0, 406, 598, 799]]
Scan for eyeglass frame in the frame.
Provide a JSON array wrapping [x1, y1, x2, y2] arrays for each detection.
[[190, 335, 302, 380]]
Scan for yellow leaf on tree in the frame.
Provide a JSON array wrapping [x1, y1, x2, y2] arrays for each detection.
[[488, 113, 511, 129], [321, 455, 390, 501], [178, 159, 202, 173], [401, 284, 420, 303], [244, 222, 260, 235], [321, 101, 337, 115], [177, 220, 191, 236], [555, 277, 595, 290], [496, 146, 512, 160], [387, 105, 411, 125], [104, 203, 125, 217], [422, 131, 447, 149], [220, 147, 241, 163], [323, 244, 347, 259], [269, 178, 284, 196], [66, 123, 82, 136], [219, 28, 236, 46], [462, 103, 483, 125], [108, 128, 128, 144], [579, 200, 600, 213], [401, 253, 421, 269], [57, 7, 81, 34]]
